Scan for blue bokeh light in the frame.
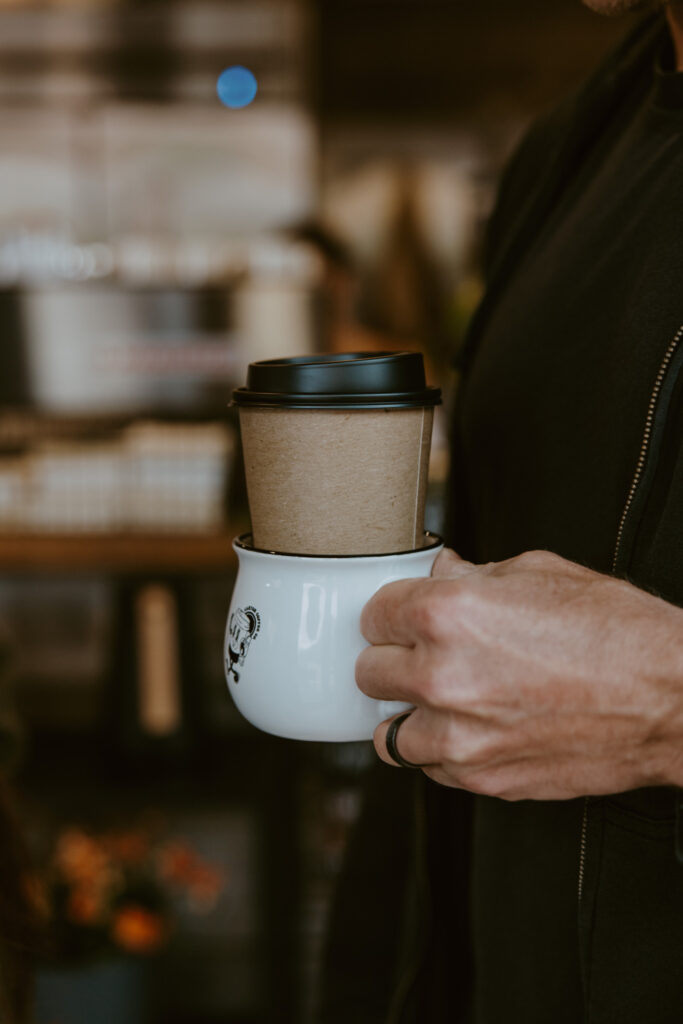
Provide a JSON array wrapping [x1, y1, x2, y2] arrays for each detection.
[[216, 66, 258, 109]]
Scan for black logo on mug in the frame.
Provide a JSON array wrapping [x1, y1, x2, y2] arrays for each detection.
[[226, 605, 261, 683]]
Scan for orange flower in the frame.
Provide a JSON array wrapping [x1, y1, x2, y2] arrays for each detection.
[[111, 906, 165, 954], [54, 829, 111, 886], [67, 885, 105, 926]]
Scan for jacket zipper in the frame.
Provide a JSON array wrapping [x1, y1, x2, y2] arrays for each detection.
[[578, 797, 589, 901], [612, 324, 683, 573], [579, 323, 683, 902]]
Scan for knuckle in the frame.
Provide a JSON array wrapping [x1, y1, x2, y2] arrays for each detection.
[[410, 589, 448, 643], [431, 548, 457, 576], [417, 662, 449, 707], [447, 673, 487, 717], [447, 581, 487, 631], [457, 737, 493, 770], [410, 582, 477, 643], [448, 726, 502, 770], [515, 548, 553, 571]]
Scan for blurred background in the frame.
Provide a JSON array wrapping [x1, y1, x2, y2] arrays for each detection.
[[0, 2, 624, 1022]]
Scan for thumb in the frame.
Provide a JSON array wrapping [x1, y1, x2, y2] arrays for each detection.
[[431, 547, 477, 579]]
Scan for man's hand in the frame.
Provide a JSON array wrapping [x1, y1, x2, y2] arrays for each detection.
[[355, 548, 683, 800]]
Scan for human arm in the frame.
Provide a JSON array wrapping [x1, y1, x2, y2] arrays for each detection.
[[355, 547, 683, 800]]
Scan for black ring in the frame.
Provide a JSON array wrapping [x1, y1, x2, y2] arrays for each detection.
[[385, 712, 428, 769]]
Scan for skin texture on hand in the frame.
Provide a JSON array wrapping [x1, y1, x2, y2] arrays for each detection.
[[581, 0, 666, 16], [356, 548, 683, 800]]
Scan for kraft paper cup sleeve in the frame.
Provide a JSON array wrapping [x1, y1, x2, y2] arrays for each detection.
[[239, 406, 434, 556]]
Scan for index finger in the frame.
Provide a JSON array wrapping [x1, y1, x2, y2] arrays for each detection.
[[360, 577, 431, 646]]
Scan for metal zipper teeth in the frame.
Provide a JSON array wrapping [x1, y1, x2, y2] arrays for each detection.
[[580, 324, 683, 903], [578, 797, 589, 902], [612, 324, 683, 574]]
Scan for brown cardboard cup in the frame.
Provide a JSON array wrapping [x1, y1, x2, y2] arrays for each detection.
[[233, 353, 441, 556]]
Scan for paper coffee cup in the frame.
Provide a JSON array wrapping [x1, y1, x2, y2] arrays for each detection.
[[232, 352, 441, 556]]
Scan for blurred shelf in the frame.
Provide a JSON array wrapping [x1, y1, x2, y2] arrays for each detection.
[[0, 407, 237, 431], [0, 531, 241, 573]]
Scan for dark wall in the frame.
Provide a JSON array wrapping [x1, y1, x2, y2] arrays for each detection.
[[317, 0, 632, 123]]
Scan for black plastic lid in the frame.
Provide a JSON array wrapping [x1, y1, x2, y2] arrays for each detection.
[[232, 352, 441, 409]]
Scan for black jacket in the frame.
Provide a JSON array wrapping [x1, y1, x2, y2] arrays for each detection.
[[319, 15, 683, 1024]]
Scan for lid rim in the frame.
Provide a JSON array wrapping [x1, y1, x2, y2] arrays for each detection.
[[232, 385, 441, 409], [237, 351, 439, 406]]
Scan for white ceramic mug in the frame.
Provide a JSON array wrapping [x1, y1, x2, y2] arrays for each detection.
[[224, 533, 444, 741]]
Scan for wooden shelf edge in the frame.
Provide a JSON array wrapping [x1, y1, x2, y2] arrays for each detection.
[[0, 531, 242, 572]]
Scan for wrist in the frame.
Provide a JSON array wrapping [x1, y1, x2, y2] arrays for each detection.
[[609, 580, 683, 789], [645, 600, 683, 788]]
